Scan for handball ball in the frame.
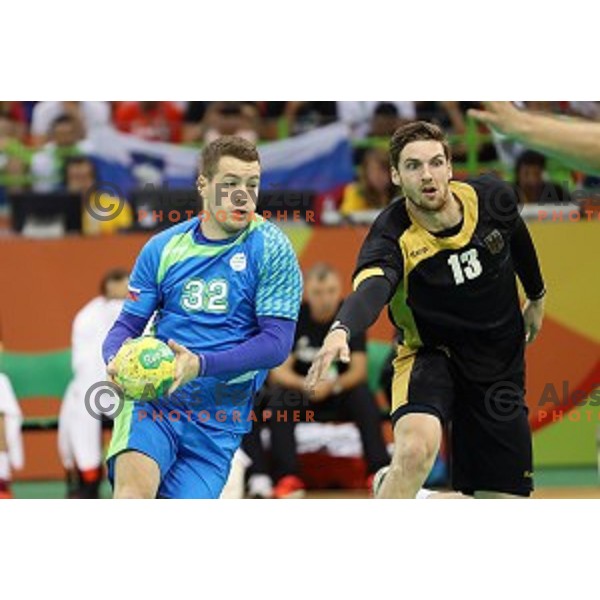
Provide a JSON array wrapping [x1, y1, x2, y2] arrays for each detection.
[[114, 337, 176, 400]]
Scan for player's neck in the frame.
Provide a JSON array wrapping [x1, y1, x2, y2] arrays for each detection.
[[200, 218, 242, 242], [407, 191, 463, 233]]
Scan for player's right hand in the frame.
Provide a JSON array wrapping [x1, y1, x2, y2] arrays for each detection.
[[304, 329, 350, 394]]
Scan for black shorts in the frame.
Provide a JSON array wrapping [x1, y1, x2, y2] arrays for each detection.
[[390, 345, 533, 497]]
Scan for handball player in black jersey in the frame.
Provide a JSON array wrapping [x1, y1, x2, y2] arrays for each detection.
[[306, 121, 546, 498]]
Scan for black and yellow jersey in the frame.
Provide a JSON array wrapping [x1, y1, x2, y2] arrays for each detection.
[[353, 174, 528, 381]]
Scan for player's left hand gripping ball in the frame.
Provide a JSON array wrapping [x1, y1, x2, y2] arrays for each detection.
[[167, 339, 201, 395], [113, 336, 176, 399]]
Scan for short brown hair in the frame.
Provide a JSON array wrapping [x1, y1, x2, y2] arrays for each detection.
[[200, 136, 260, 180], [389, 121, 451, 170]]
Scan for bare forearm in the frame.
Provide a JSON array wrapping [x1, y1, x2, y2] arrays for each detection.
[[510, 112, 600, 174]]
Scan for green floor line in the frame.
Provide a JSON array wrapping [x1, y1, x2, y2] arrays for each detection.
[[10, 468, 600, 499]]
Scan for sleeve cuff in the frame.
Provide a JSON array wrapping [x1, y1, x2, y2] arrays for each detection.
[[527, 288, 547, 301]]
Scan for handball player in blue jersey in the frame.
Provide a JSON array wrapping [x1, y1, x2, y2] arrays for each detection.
[[102, 136, 303, 499]]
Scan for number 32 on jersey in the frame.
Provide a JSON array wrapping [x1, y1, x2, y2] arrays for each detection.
[[447, 248, 483, 285], [180, 278, 229, 313]]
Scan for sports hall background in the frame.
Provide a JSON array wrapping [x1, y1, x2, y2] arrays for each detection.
[[0, 101, 598, 498]]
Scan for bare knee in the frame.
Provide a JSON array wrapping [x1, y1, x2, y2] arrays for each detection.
[[112, 451, 160, 499], [392, 436, 435, 478]]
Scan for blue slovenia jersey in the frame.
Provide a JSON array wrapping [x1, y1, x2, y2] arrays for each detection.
[[123, 216, 303, 432]]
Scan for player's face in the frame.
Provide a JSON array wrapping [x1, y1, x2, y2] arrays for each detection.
[[198, 156, 261, 235], [305, 273, 342, 320], [392, 141, 452, 211]]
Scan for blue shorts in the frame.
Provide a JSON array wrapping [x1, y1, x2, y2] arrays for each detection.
[[106, 401, 242, 499]]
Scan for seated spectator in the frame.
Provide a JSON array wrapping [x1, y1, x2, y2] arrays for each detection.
[[242, 263, 389, 499], [0, 102, 27, 141], [340, 148, 395, 217], [338, 101, 416, 138], [284, 101, 338, 136], [182, 101, 210, 143], [64, 156, 133, 235], [369, 102, 402, 138], [254, 101, 287, 140], [0, 112, 29, 193], [514, 150, 571, 204], [30, 101, 110, 146], [115, 101, 183, 143], [202, 102, 259, 144], [352, 103, 403, 165], [416, 102, 497, 162], [31, 115, 94, 192]]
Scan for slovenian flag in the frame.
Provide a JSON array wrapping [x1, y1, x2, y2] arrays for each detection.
[[87, 123, 354, 197], [127, 286, 140, 302]]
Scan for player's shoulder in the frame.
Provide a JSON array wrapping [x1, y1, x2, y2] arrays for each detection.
[[249, 216, 294, 250], [369, 197, 412, 238], [143, 218, 199, 254], [466, 172, 517, 206], [466, 172, 520, 223]]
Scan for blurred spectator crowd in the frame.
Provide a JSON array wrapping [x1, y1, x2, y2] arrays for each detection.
[[1, 101, 597, 235]]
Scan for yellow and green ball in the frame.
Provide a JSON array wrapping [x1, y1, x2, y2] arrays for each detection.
[[114, 337, 176, 400]]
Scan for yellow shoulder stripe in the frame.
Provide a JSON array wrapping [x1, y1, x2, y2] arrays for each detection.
[[353, 267, 385, 291]]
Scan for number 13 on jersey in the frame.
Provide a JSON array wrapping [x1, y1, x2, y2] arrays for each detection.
[[447, 249, 483, 285]]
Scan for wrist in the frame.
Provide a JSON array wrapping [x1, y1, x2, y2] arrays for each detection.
[[196, 353, 205, 377], [329, 320, 350, 341], [528, 289, 546, 303]]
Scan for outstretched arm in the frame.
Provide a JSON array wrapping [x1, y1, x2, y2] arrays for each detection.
[[305, 276, 391, 391], [469, 101, 600, 174]]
